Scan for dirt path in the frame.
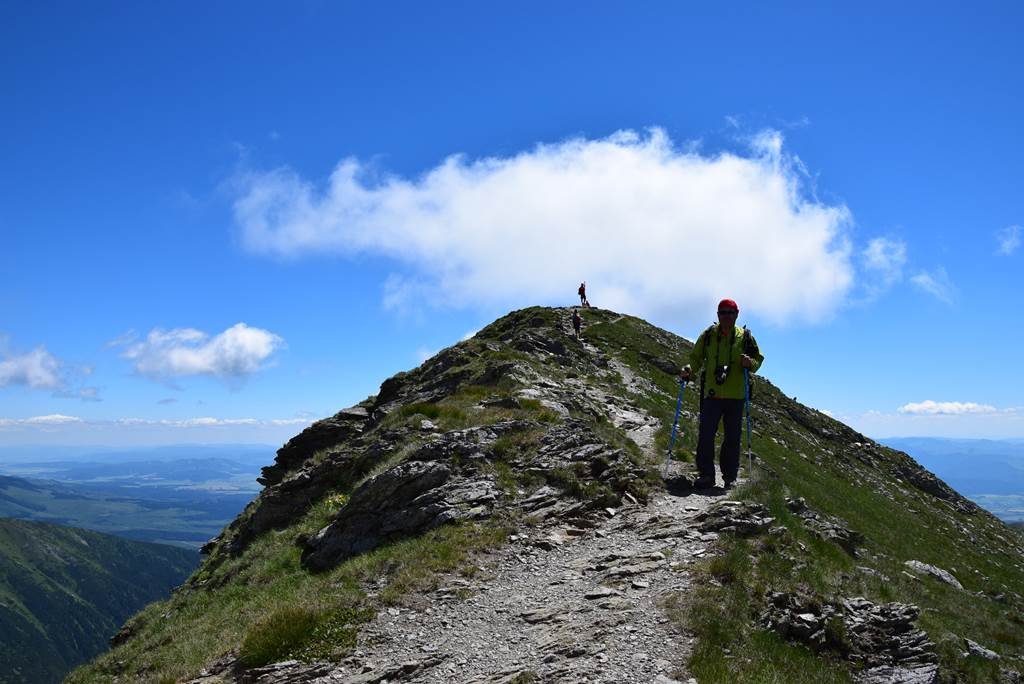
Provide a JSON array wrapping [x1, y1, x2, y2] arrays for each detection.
[[312, 477, 729, 684]]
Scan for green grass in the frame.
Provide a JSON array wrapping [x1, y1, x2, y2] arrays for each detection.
[[671, 444, 1024, 682], [66, 497, 511, 683], [238, 604, 372, 667]]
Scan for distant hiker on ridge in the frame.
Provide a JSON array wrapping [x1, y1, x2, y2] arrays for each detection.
[[572, 308, 582, 339], [680, 299, 764, 489], [578, 281, 589, 307]]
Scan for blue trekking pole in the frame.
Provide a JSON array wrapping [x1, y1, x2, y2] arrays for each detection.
[[663, 379, 687, 477], [744, 368, 752, 478]]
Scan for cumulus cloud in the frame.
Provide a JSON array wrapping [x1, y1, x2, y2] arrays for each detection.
[[232, 128, 855, 328], [898, 400, 998, 416], [910, 268, 955, 304], [0, 347, 63, 389], [116, 323, 284, 383], [996, 225, 1021, 256]]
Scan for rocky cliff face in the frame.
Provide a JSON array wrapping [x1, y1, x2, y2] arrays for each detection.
[[69, 306, 1024, 684]]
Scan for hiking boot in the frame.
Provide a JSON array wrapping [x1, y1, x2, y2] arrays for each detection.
[[723, 479, 736, 490], [693, 476, 715, 489]]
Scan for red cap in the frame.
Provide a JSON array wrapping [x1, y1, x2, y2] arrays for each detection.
[[718, 299, 739, 312]]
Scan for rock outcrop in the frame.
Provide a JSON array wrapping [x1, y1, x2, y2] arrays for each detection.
[[762, 592, 938, 681]]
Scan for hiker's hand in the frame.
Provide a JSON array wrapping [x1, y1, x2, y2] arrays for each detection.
[[740, 354, 753, 369], [679, 366, 691, 381]]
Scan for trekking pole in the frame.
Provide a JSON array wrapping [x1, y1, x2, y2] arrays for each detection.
[[663, 379, 687, 477], [744, 368, 752, 478]]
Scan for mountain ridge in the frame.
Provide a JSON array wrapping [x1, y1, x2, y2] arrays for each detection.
[[68, 306, 1024, 683]]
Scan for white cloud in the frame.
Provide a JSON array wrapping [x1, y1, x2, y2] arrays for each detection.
[[0, 414, 84, 426], [862, 237, 906, 281], [112, 416, 310, 428], [117, 323, 284, 383], [996, 225, 1021, 256], [231, 128, 855, 328], [0, 347, 63, 389], [859, 237, 907, 301], [179, 417, 260, 427], [0, 415, 315, 445], [841, 407, 1024, 439], [910, 268, 955, 304], [898, 400, 999, 416]]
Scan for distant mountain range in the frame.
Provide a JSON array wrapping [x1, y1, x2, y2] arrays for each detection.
[[881, 437, 1024, 522], [0, 518, 197, 684], [0, 445, 272, 548]]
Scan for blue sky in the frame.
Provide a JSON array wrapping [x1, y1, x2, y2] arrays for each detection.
[[2, 1, 1022, 446]]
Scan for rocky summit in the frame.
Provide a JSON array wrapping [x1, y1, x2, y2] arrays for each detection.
[[68, 306, 1024, 684]]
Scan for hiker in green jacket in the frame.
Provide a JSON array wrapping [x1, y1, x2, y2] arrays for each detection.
[[680, 299, 764, 489]]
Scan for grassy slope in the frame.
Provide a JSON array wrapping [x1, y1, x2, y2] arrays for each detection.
[[68, 306, 1024, 683], [0, 519, 197, 684], [580, 309, 1024, 682]]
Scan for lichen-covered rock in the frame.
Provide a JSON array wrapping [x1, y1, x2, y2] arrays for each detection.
[[762, 593, 937, 672], [786, 497, 865, 556], [695, 501, 775, 536], [855, 664, 939, 684], [903, 560, 964, 590], [964, 637, 1000, 660]]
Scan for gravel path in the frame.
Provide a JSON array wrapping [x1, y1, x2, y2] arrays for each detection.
[[313, 481, 730, 684]]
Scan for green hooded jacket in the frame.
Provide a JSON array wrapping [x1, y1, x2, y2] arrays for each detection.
[[688, 324, 764, 400]]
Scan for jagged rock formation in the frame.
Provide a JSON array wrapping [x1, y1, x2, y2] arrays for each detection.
[[70, 306, 1024, 684]]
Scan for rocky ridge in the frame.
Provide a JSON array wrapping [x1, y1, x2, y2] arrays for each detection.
[[75, 306, 1024, 684]]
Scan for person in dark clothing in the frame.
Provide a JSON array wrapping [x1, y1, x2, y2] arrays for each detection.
[[680, 299, 764, 489], [578, 282, 589, 307], [572, 308, 582, 338]]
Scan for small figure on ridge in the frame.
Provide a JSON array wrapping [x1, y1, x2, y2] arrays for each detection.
[[578, 281, 589, 307]]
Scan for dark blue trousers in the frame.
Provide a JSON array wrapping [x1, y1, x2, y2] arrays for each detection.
[[696, 398, 744, 482]]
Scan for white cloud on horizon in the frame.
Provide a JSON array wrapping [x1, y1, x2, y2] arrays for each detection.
[[838, 406, 1024, 440], [897, 400, 1000, 416], [0, 414, 84, 426], [1, 415, 312, 429], [910, 268, 955, 304], [116, 323, 284, 384], [231, 128, 858, 329], [0, 414, 316, 447], [996, 224, 1021, 256]]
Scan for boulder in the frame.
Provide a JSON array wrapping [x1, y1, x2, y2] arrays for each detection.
[[903, 560, 964, 590], [301, 461, 498, 572]]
